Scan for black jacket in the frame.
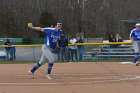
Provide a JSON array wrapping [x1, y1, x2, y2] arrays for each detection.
[[58, 36, 68, 47]]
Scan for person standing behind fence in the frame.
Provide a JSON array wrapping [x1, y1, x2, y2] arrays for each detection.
[[9, 39, 16, 61], [27, 22, 62, 79], [116, 33, 123, 42], [109, 34, 117, 42], [76, 36, 84, 61], [109, 34, 117, 48], [68, 37, 78, 61], [4, 39, 11, 60], [115, 33, 123, 46], [129, 23, 140, 66], [57, 33, 68, 62]]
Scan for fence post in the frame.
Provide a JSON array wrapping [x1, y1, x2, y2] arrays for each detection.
[[32, 46, 35, 61], [108, 45, 111, 60]]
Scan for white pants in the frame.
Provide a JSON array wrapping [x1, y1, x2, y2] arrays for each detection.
[[132, 41, 140, 53]]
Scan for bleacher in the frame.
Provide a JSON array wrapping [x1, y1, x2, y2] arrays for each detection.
[[83, 44, 134, 60]]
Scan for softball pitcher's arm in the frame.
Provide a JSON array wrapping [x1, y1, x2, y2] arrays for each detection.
[[28, 23, 43, 31]]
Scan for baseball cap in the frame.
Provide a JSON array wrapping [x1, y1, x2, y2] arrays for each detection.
[[135, 23, 140, 27]]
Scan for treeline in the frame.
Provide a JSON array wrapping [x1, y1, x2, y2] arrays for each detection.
[[0, 0, 140, 39]]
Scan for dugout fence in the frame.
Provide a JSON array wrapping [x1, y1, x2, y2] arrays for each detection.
[[0, 42, 134, 62]]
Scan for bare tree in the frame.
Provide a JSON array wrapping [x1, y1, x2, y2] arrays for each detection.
[[1, 0, 140, 39]]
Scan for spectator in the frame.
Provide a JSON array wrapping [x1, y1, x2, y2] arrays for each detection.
[[109, 34, 117, 42], [116, 33, 123, 42], [9, 39, 16, 61], [4, 39, 11, 60], [68, 37, 78, 61], [109, 34, 117, 48], [57, 33, 68, 62], [76, 36, 84, 61]]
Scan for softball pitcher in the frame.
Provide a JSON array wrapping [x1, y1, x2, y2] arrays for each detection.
[[28, 22, 62, 79], [129, 23, 140, 66]]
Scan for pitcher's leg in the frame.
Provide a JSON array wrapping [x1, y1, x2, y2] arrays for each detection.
[[47, 62, 54, 74], [29, 54, 46, 75], [42, 45, 55, 79]]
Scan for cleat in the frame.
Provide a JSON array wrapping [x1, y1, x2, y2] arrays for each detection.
[[134, 62, 139, 66], [28, 70, 34, 76], [45, 74, 53, 79]]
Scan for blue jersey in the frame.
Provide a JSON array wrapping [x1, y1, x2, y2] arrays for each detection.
[[130, 29, 140, 41], [43, 28, 62, 49]]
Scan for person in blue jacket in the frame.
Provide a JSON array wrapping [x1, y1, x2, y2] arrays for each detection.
[[9, 39, 16, 61]]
